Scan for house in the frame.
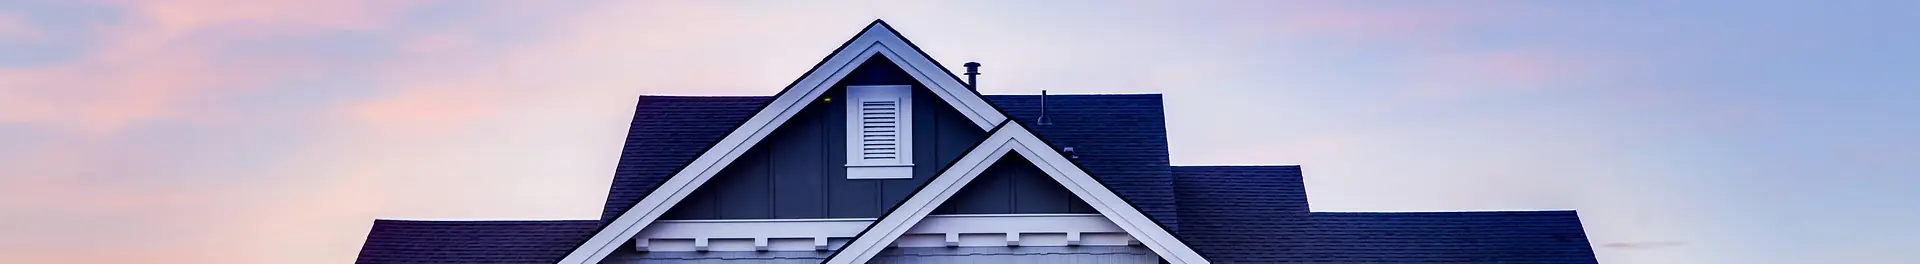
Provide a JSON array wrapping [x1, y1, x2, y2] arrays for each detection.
[[354, 20, 1599, 264]]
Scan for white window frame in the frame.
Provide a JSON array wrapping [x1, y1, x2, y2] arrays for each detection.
[[845, 85, 914, 179]]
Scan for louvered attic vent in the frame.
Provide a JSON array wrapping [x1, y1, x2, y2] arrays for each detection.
[[860, 100, 900, 159], [846, 85, 914, 179]]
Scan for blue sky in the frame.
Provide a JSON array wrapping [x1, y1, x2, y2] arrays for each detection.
[[1, 1, 1915, 263]]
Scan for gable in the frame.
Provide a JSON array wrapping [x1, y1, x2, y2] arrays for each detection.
[[660, 56, 991, 220], [561, 20, 1015, 264], [934, 153, 1097, 215], [823, 123, 1207, 264]]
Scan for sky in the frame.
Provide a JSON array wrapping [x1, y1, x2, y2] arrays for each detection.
[[1, 1, 1916, 263]]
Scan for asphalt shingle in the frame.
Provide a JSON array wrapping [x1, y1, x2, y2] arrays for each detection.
[[1308, 211, 1599, 263], [600, 96, 768, 223], [354, 220, 599, 264], [1172, 165, 1314, 263], [1170, 165, 1596, 263]]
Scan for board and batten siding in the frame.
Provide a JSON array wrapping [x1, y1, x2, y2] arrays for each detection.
[[935, 153, 1098, 215], [662, 57, 1091, 220], [664, 57, 952, 219]]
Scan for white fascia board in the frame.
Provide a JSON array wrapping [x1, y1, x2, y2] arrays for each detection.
[[557, 21, 1009, 264], [638, 218, 875, 240], [823, 123, 1210, 264]]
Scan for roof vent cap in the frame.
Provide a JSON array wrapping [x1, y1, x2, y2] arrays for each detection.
[[963, 62, 981, 90]]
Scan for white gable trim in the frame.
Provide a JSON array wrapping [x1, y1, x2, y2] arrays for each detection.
[[823, 123, 1210, 264], [558, 21, 1009, 264]]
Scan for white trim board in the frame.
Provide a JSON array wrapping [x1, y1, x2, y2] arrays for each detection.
[[631, 214, 1130, 252], [822, 123, 1210, 264], [557, 20, 1010, 264]]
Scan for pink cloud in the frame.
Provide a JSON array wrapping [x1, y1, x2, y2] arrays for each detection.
[[0, 2, 463, 263], [100, 0, 437, 34], [0, 0, 437, 135], [0, 153, 235, 263], [344, 83, 504, 132]]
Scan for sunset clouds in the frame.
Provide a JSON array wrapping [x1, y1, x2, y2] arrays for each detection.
[[0, 0, 432, 133], [3, 1, 1916, 264]]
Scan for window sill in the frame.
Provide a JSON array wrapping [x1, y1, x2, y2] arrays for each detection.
[[847, 164, 914, 179]]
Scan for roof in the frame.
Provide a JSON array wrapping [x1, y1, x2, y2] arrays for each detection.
[[1309, 211, 1599, 263], [987, 94, 1179, 229], [354, 220, 599, 264], [600, 94, 1179, 229], [1172, 165, 1597, 263], [600, 96, 767, 223], [1172, 165, 1315, 262], [356, 94, 1595, 263]]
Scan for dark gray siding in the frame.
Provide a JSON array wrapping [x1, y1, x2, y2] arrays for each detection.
[[935, 154, 1096, 215], [663, 56, 990, 220]]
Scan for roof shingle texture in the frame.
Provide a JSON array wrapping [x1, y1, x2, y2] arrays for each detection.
[[354, 220, 599, 264], [600, 96, 768, 223], [1308, 211, 1599, 263], [1172, 165, 1598, 263], [1172, 165, 1314, 262]]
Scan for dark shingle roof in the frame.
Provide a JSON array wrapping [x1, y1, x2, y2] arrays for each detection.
[[599, 94, 1180, 229], [600, 96, 768, 223], [1170, 165, 1596, 263], [1309, 211, 1599, 263], [354, 220, 599, 264], [1172, 165, 1314, 262]]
